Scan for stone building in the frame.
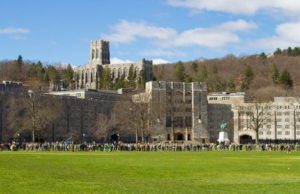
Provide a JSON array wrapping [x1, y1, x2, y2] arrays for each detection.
[[74, 40, 153, 90], [207, 92, 245, 143], [46, 88, 133, 143], [207, 92, 300, 144], [0, 80, 24, 93], [140, 81, 209, 143], [233, 97, 300, 144]]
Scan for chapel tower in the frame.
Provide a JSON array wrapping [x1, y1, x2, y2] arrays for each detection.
[[90, 40, 110, 65]]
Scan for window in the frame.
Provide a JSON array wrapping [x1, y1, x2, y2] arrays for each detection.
[[277, 112, 282, 116], [222, 97, 229, 100], [285, 112, 290, 116], [285, 118, 290, 122], [277, 131, 282, 135], [267, 131, 272, 135], [185, 99, 192, 104], [166, 117, 172, 127], [185, 108, 192, 112], [174, 117, 183, 127], [285, 131, 290, 135], [285, 125, 290, 129], [277, 125, 282, 128], [185, 117, 192, 127], [124, 67, 128, 77], [259, 131, 263, 135], [297, 131, 300, 135], [167, 134, 171, 140], [267, 125, 271, 129], [187, 134, 191, 141], [277, 118, 282, 122]]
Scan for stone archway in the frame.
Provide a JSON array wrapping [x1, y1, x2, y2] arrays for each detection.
[[240, 134, 253, 144], [175, 132, 184, 141]]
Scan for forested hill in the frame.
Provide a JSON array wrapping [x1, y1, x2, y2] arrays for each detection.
[[2, 47, 300, 101], [154, 51, 300, 101], [0, 55, 74, 91]]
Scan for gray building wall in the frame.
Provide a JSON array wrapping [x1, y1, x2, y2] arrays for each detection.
[[145, 81, 209, 143]]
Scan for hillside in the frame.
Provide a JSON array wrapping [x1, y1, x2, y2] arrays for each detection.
[[2, 53, 300, 101], [153, 54, 300, 101]]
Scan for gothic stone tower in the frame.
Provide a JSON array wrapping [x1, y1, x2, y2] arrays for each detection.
[[74, 40, 153, 90], [90, 40, 110, 65]]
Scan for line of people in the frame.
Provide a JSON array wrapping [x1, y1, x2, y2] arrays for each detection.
[[1, 141, 300, 152]]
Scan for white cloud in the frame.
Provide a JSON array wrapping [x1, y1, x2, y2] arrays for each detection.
[[173, 20, 256, 48], [141, 49, 186, 57], [102, 19, 256, 50], [167, 0, 300, 16], [110, 57, 134, 64], [0, 27, 30, 34], [152, 58, 170, 65], [102, 20, 177, 44], [217, 19, 257, 31], [254, 22, 300, 49]]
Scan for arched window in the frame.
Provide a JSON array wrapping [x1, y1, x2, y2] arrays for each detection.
[[112, 68, 117, 79], [91, 68, 94, 82], [118, 68, 122, 78], [92, 49, 95, 59], [124, 67, 128, 78], [96, 49, 99, 59]]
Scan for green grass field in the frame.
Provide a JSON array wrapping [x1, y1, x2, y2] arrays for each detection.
[[1, 151, 300, 194]]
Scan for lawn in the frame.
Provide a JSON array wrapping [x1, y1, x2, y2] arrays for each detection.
[[1, 151, 300, 194]]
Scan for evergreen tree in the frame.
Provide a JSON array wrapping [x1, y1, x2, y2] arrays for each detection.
[[47, 65, 59, 90], [113, 76, 126, 89], [279, 69, 293, 89], [240, 65, 254, 91], [244, 65, 254, 81], [175, 61, 185, 81], [294, 47, 300, 56], [16, 55, 23, 73], [227, 78, 236, 92], [274, 48, 282, 56], [64, 64, 74, 88], [127, 65, 136, 88], [100, 68, 112, 90], [271, 63, 279, 84], [287, 47, 293, 56], [198, 64, 208, 82], [138, 70, 146, 89], [47, 66, 59, 82], [260, 52, 267, 59], [190, 62, 198, 73]]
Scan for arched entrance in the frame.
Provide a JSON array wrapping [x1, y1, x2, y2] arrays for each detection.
[[110, 134, 119, 143], [240, 135, 253, 144], [175, 132, 184, 141]]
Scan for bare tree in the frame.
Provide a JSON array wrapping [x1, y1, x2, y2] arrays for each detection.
[[237, 101, 270, 143], [94, 113, 115, 142], [8, 91, 61, 142], [112, 92, 152, 143]]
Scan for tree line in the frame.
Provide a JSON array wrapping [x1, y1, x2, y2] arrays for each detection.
[[0, 55, 74, 91], [274, 47, 300, 57]]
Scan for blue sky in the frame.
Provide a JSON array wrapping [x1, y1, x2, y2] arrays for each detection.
[[1, 0, 300, 66]]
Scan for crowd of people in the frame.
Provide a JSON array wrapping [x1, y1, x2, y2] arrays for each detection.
[[1, 141, 300, 153]]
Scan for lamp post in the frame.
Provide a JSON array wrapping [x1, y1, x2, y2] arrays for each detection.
[[28, 90, 36, 143], [82, 133, 86, 144]]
